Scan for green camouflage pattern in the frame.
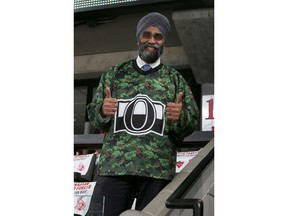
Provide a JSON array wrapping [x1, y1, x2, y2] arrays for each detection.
[[87, 59, 199, 180]]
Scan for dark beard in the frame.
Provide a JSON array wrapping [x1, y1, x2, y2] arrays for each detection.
[[138, 42, 164, 64]]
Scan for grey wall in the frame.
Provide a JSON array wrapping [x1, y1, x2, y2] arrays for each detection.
[[74, 9, 214, 84]]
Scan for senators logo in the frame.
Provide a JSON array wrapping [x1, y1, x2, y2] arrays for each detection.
[[114, 94, 165, 136]]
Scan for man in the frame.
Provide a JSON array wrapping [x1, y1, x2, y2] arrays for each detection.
[[87, 12, 199, 215]]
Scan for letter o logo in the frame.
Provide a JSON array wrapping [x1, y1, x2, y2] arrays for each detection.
[[114, 94, 165, 136], [124, 98, 156, 134]]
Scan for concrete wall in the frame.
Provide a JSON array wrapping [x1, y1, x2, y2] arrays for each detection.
[[172, 9, 214, 84], [74, 9, 214, 85], [74, 46, 189, 79]]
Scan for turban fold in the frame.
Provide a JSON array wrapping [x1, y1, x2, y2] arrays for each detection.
[[136, 12, 171, 41]]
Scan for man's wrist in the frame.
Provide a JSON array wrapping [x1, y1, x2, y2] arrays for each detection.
[[99, 104, 106, 118]]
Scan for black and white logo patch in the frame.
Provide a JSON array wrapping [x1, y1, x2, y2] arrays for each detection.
[[114, 94, 166, 136]]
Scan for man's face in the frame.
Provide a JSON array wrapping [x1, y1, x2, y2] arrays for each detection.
[[138, 26, 166, 63]]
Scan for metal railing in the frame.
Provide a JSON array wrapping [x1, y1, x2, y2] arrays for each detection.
[[165, 146, 214, 216], [119, 138, 214, 216], [74, 130, 214, 150]]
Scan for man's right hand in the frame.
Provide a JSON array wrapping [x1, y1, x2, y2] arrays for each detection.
[[101, 87, 118, 117]]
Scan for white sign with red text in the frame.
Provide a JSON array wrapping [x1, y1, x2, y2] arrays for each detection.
[[202, 95, 214, 131], [176, 151, 199, 173], [74, 154, 95, 175], [74, 182, 96, 216]]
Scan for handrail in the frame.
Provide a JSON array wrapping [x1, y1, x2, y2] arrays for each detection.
[[165, 146, 214, 216], [74, 131, 214, 149]]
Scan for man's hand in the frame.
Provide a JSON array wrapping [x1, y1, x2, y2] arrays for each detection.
[[101, 87, 118, 117], [166, 92, 183, 121]]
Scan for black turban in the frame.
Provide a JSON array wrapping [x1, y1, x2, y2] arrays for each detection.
[[136, 12, 171, 41]]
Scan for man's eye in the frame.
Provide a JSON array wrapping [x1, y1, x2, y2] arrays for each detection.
[[154, 34, 163, 40], [142, 32, 164, 40], [142, 32, 151, 38]]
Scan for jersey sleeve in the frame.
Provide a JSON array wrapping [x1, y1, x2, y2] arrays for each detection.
[[86, 69, 114, 132], [167, 72, 199, 144]]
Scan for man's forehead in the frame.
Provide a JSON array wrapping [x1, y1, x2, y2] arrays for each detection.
[[143, 26, 163, 34]]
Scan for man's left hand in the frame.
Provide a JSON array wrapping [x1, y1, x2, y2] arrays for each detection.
[[166, 92, 183, 121]]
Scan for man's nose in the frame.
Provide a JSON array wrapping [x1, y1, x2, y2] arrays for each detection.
[[147, 36, 156, 44]]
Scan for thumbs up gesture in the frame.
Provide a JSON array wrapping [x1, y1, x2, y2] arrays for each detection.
[[166, 92, 183, 121], [101, 87, 118, 117]]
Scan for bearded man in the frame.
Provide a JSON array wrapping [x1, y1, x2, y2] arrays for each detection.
[[87, 12, 199, 216]]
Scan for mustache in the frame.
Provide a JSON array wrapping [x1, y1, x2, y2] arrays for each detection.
[[140, 42, 160, 50], [145, 43, 160, 49]]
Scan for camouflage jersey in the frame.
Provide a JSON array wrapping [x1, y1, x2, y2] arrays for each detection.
[[87, 59, 199, 180]]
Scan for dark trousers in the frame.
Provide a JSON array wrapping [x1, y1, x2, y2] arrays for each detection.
[[88, 175, 171, 216]]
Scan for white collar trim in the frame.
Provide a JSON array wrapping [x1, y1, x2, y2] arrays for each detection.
[[136, 56, 161, 69]]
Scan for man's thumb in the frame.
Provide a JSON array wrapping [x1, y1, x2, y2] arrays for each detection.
[[176, 92, 183, 104], [105, 87, 111, 98]]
